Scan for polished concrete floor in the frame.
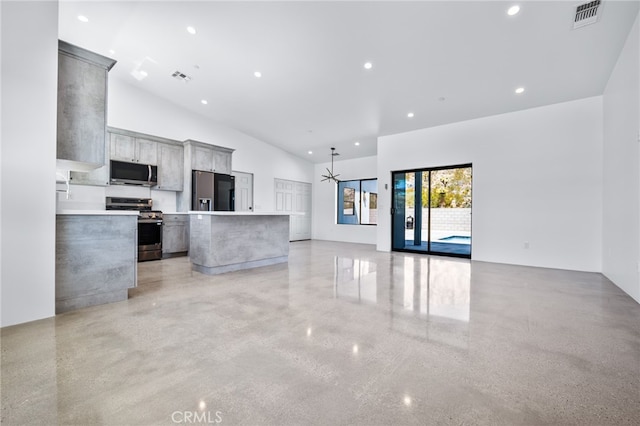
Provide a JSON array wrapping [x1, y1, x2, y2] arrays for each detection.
[[2, 240, 640, 425]]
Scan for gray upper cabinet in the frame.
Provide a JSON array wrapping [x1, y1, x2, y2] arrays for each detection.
[[110, 133, 158, 165], [69, 134, 110, 186], [157, 143, 184, 191], [57, 40, 116, 169], [188, 140, 233, 174], [136, 138, 158, 164], [110, 133, 135, 162], [213, 150, 232, 175], [192, 145, 215, 172], [108, 127, 184, 191]]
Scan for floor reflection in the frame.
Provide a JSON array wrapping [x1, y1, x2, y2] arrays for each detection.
[[333, 257, 378, 304], [333, 254, 471, 349], [334, 255, 470, 320]]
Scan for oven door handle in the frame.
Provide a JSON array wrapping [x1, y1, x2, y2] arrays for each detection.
[[138, 219, 163, 224]]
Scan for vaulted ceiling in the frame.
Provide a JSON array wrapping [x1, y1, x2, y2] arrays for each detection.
[[59, 1, 639, 162]]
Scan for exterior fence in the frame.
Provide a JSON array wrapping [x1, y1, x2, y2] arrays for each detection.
[[405, 208, 471, 232]]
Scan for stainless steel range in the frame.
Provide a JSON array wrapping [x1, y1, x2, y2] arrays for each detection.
[[106, 197, 163, 262]]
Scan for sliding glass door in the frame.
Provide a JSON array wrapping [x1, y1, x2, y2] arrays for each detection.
[[391, 164, 472, 258]]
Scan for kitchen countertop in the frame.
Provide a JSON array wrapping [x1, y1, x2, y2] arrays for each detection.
[[56, 210, 139, 216]]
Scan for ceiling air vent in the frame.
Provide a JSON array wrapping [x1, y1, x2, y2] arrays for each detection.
[[572, 0, 602, 30], [171, 70, 192, 82]]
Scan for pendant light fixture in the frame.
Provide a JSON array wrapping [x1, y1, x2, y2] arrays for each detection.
[[320, 147, 340, 183]]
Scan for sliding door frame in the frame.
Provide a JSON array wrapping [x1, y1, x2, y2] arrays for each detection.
[[391, 163, 473, 259]]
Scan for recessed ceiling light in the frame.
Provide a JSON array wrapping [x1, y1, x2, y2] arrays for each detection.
[[109, 49, 115, 55], [407, 112, 415, 118], [354, 141, 360, 146], [507, 5, 520, 16], [308, 151, 313, 155], [515, 87, 525, 94], [201, 99, 208, 105], [254, 71, 262, 78], [364, 62, 373, 70], [187, 26, 196, 35], [77, 15, 89, 23]]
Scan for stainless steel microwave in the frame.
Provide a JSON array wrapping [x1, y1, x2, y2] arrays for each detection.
[[110, 160, 157, 187]]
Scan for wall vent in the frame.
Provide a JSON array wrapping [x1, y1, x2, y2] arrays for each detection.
[[171, 70, 192, 82], [573, 0, 602, 29]]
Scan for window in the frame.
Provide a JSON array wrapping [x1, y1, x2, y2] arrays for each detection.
[[343, 187, 355, 215], [337, 179, 378, 225]]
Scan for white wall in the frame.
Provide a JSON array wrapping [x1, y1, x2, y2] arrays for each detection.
[[377, 97, 603, 273], [56, 184, 177, 213], [602, 13, 640, 302], [313, 155, 377, 244], [1, 1, 58, 327], [106, 79, 314, 212]]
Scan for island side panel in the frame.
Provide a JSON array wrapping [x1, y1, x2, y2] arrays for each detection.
[[56, 215, 137, 313], [190, 214, 289, 273]]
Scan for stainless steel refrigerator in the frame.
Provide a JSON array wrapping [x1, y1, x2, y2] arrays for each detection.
[[192, 170, 235, 211]]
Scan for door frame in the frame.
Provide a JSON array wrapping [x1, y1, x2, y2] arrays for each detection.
[[232, 170, 254, 212], [391, 163, 473, 259]]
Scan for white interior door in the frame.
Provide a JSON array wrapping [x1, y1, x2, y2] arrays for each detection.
[[275, 178, 311, 241], [232, 171, 253, 212]]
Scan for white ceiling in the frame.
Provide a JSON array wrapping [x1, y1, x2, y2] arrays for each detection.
[[58, 1, 639, 163]]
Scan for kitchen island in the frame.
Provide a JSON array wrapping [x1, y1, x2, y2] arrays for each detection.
[[56, 210, 138, 313], [189, 211, 292, 275]]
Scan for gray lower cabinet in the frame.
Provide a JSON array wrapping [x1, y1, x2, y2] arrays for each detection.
[[56, 214, 137, 313], [57, 40, 116, 168], [163, 214, 189, 256], [157, 143, 184, 191]]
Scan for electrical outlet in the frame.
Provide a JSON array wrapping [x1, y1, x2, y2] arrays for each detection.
[[524, 241, 530, 249]]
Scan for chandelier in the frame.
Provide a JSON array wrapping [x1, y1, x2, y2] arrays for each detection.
[[320, 147, 340, 183]]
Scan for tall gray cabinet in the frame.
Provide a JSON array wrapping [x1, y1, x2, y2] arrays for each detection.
[[177, 140, 234, 211], [57, 40, 116, 170]]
